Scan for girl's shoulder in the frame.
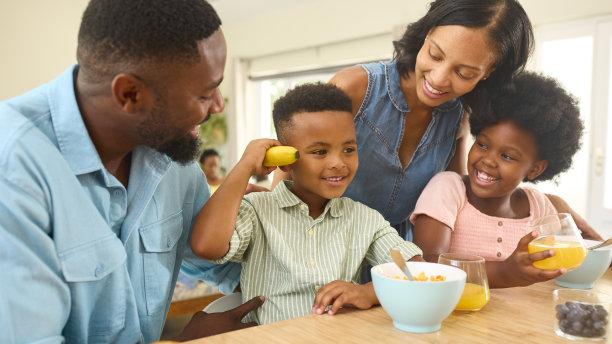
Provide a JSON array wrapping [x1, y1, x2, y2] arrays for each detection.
[[424, 171, 467, 200], [520, 185, 556, 217]]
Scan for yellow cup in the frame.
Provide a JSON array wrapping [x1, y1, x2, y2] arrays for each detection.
[[438, 253, 490, 311]]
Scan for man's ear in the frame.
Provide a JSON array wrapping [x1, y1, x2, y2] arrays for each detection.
[[526, 160, 548, 181], [111, 74, 150, 113]]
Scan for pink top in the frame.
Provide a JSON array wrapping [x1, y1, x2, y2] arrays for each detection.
[[410, 172, 557, 261]]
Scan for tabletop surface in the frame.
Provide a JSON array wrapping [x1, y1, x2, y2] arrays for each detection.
[[187, 268, 612, 343]]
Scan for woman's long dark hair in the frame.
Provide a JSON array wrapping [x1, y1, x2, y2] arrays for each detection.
[[393, 0, 534, 118]]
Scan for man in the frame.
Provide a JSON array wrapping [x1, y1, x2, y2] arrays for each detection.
[[0, 0, 261, 342]]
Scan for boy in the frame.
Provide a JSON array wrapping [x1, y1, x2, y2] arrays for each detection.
[[191, 83, 423, 324]]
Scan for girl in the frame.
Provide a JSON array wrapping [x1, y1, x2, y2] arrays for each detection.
[[412, 72, 585, 288]]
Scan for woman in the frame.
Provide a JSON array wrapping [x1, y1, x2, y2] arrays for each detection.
[[273, 0, 601, 242]]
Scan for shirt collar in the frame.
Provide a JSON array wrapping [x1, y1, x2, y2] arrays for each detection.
[[385, 59, 459, 115], [48, 65, 105, 176], [273, 180, 343, 218]]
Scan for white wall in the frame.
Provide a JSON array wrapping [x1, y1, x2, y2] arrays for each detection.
[[0, 0, 87, 100], [3, 0, 612, 101]]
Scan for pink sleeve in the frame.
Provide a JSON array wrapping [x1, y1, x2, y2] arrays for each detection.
[[409, 171, 466, 231], [523, 186, 557, 217]]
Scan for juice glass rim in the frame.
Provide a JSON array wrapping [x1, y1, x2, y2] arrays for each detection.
[[438, 253, 485, 264], [527, 212, 572, 229]]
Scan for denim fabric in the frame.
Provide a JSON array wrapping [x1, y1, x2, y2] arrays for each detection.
[[0, 65, 240, 344], [343, 60, 464, 241]]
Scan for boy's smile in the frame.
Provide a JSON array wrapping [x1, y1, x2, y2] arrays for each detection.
[[282, 110, 358, 216]]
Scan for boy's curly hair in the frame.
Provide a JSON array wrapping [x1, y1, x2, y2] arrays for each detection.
[[469, 71, 584, 183], [272, 83, 353, 143]]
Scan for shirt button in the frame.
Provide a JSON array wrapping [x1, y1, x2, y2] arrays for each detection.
[[300, 205, 307, 211], [497, 252, 502, 258], [167, 238, 172, 248], [94, 266, 103, 277], [310, 260, 316, 266], [315, 285, 321, 290], [113, 189, 121, 197], [497, 237, 503, 243], [308, 229, 314, 236], [498, 221, 503, 227]]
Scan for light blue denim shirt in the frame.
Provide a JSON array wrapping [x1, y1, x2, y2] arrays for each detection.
[[343, 60, 464, 241], [0, 65, 240, 344]]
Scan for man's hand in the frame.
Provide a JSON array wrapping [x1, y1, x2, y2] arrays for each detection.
[[172, 296, 264, 342]]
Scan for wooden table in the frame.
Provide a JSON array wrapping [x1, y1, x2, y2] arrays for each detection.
[[186, 269, 612, 343]]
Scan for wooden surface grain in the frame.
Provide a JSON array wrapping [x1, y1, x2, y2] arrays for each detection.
[[184, 269, 612, 343]]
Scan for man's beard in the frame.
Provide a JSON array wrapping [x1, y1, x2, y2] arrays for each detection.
[[138, 98, 201, 165], [157, 135, 201, 165]]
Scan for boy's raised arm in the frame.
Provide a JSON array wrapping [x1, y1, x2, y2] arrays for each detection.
[[191, 139, 279, 260]]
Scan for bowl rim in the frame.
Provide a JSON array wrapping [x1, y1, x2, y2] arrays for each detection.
[[371, 261, 466, 283], [584, 239, 612, 251]]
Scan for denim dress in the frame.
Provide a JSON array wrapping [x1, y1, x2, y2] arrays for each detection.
[[343, 59, 464, 241]]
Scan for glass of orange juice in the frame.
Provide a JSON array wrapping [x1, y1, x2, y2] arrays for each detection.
[[438, 253, 490, 311], [527, 213, 587, 271]]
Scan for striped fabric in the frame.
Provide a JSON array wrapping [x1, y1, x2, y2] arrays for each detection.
[[213, 181, 422, 324]]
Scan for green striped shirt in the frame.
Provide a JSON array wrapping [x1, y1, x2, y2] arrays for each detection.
[[213, 181, 422, 324]]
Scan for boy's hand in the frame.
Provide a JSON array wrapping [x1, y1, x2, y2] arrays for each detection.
[[237, 139, 281, 176], [500, 231, 566, 287], [311, 281, 378, 316], [172, 296, 264, 341]]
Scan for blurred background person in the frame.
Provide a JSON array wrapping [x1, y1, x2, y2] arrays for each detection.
[[200, 148, 225, 194]]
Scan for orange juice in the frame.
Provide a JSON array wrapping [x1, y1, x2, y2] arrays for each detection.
[[527, 237, 587, 270], [455, 283, 490, 311]]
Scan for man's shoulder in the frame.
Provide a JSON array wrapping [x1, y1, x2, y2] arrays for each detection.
[[0, 101, 58, 179]]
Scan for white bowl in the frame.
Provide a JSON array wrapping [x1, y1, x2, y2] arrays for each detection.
[[555, 239, 612, 289], [203, 292, 242, 313], [371, 261, 466, 333]]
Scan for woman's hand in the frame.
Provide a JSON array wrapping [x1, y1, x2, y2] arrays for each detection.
[[311, 281, 378, 316], [489, 231, 565, 288]]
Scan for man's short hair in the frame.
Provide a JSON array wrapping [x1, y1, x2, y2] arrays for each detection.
[[77, 0, 221, 78]]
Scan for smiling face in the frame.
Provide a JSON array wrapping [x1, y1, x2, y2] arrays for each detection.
[[282, 110, 358, 208], [414, 25, 497, 108], [467, 120, 547, 202], [138, 29, 227, 163]]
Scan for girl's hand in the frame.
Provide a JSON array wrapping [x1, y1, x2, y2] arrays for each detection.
[[237, 139, 280, 176], [500, 231, 566, 287], [311, 281, 378, 316]]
